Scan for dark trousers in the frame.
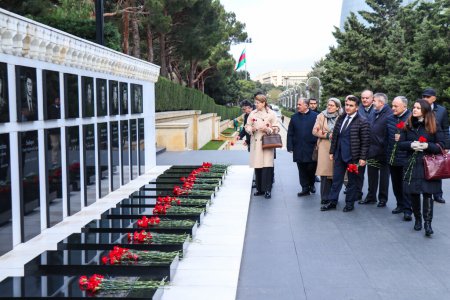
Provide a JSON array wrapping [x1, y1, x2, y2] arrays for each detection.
[[320, 176, 332, 201], [389, 165, 411, 213], [255, 167, 273, 193], [411, 193, 433, 222], [355, 165, 366, 200], [296, 162, 317, 191], [433, 182, 443, 199], [367, 163, 390, 203], [327, 158, 360, 205]]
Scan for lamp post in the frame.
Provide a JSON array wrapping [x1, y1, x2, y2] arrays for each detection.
[[306, 76, 321, 105], [95, 0, 104, 45]]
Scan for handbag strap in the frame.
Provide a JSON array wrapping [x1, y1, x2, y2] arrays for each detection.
[[436, 143, 446, 155]]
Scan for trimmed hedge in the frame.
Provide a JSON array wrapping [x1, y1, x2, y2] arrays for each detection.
[[155, 77, 241, 120]]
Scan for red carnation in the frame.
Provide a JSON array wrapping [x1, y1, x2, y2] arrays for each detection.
[[396, 121, 405, 130], [418, 136, 427, 143]]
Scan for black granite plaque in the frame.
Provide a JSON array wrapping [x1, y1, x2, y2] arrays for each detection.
[[84, 124, 96, 206], [81, 76, 94, 117], [120, 82, 128, 115], [0, 133, 12, 255], [130, 84, 143, 114], [130, 119, 138, 180], [16, 66, 37, 122], [109, 80, 119, 115], [96, 78, 107, 116], [0, 62, 9, 123], [20, 131, 40, 241], [121, 120, 129, 184], [110, 122, 120, 191], [67, 126, 81, 215], [43, 70, 60, 120], [45, 129, 62, 227], [138, 119, 145, 175], [98, 123, 109, 198], [64, 73, 79, 119]]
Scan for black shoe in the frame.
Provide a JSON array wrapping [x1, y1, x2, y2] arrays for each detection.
[[403, 212, 412, 221], [414, 219, 422, 231], [434, 196, 446, 204], [264, 191, 271, 199], [392, 207, 403, 214], [424, 222, 434, 236], [315, 176, 320, 183], [297, 190, 311, 197], [377, 202, 387, 207], [343, 205, 354, 212], [321, 202, 337, 211], [358, 198, 376, 205], [310, 186, 316, 194], [253, 191, 264, 196], [321, 199, 329, 205]]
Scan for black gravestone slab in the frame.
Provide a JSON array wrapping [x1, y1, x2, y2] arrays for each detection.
[[57, 232, 189, 255], [102, 207, 204, 223], [0, 62, 9, 123], [81, 77, 94, 118], [143, 182, 217, 191], [132, 189, 213, 200], [24, 249, 178, 280], [118, 198, 209, 209], [43, 70, 60, 120], [96, 79, 107, 117], [109, 81, 119, 116], [138, 119, 145, 175], [64, 73, 79, 119], [0, 275, 164, 299], [16, 66, 37, 122], [82, 218, 198, 236], [119, 83, 128, 115]]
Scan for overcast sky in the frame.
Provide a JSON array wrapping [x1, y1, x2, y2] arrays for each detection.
[[220, 0, 343, 77]]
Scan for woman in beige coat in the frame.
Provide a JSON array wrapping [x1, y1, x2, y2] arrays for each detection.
[[312, 98, 342, 204], [245, 94, 279, 199]]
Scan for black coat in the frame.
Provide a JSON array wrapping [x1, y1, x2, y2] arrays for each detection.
[[398, 119, 445, 194], [433, 104, 450, 148], [386, 109, 411, 166], [358, 104, 375, 120], [287, 110, 318, 162], [330, 113, 370, 163], [368, 104, 392, 160], [238, 113, 250, 144]]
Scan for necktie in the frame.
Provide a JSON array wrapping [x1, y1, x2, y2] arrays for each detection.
[[341, 116, 351, 132]]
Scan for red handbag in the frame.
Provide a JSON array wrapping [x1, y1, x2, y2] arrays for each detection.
[[423, 144, 450, 180]]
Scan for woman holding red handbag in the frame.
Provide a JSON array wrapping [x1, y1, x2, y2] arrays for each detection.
[[399, 99, 445, 236]]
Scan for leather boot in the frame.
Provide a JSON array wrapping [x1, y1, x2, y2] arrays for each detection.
[[423, 195, 434, 237], [411, 194, 422, 231]]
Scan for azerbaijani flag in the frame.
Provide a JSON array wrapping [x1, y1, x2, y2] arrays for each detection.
[[235, 48, 246, 70]]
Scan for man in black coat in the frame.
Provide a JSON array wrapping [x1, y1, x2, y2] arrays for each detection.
[[321, 96, 370, 212], [287, 98, 318, 197], [423, 88, 449, 203], [237, 100, 253, 152], [386, 96, 411, 220], [359, 93, 392, 207]]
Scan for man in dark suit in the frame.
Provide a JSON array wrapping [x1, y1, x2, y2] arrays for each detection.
[[423, 88, 449, 204], [237, 100, 253, 152], [287, 97, 318, 197], [321, 96, 370, 212], [386, 96, 412, 220], [21, 77, 37, 121], [360, 93, 392, 207]]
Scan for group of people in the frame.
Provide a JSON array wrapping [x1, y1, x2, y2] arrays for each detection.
[[286, 88, 449, 237]]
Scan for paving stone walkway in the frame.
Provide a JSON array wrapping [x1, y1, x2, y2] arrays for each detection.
[[158, 150, 450, 300]]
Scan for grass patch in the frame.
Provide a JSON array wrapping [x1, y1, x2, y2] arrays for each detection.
[[221, 128, 236, 135], [200, 140, 226, 150]]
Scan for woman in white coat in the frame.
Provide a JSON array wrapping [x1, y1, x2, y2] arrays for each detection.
[[245, 94, 279, 199]]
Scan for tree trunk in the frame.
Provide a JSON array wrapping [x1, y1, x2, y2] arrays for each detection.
[[122, 5, 129, 55], [188, 60, 197, 88], [130, 11, 140, 58], [159, 33, 168, 77], [146, 24, 154, 62]]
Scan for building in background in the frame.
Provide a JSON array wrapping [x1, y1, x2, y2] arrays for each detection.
[[254, 70, 309, 87]]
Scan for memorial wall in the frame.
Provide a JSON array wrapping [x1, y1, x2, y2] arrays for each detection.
[[0, 8, 160, 256]]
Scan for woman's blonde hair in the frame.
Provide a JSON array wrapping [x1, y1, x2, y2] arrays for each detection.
[[255, 94, 268, 107]]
